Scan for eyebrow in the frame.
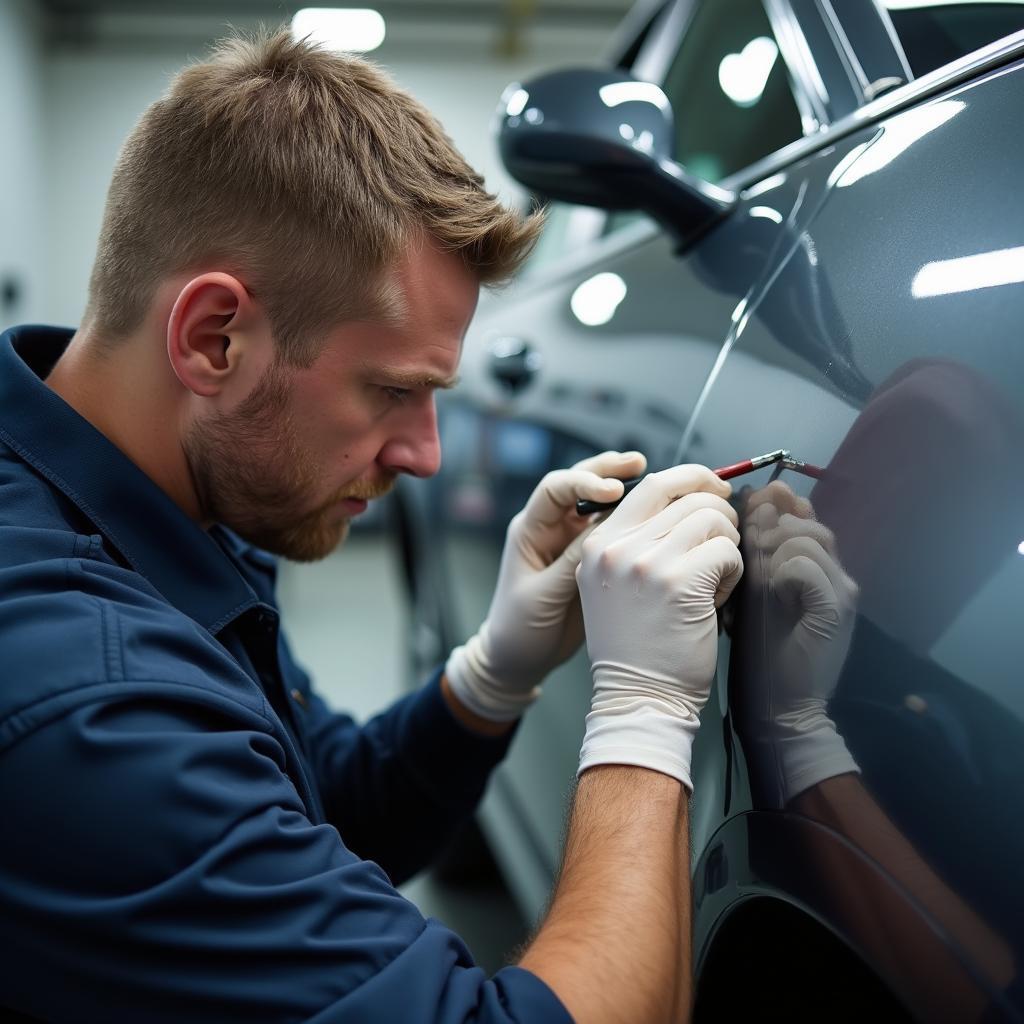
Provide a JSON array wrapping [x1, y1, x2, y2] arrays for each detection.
[[375, 367, 461, 391]]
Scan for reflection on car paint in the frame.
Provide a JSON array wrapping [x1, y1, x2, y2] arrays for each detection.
[[729, 357, 1023, 1015]]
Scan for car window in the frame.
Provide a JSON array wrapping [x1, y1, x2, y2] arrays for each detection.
[[603, 0, 805, 237], [882, 0, 1024, 78], [661, 0, 805, 183]]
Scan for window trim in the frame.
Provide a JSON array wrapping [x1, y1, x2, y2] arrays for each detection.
[[764, 0, 832, 131], [631, 0, 698, 82], [723, 26, 1024, 194], [603, 0, 674, 68], [820, 0, 914, 101], [870, 1, 917, 85]]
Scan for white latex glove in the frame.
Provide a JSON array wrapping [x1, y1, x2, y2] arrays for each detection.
[[575, 465, 744, 791], [736, 482, 860, 804], [445, 450, 647, 722]]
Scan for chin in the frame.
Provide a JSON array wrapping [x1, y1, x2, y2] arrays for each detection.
[[283, 519, 351, 563], [239, 517, 350, 563]]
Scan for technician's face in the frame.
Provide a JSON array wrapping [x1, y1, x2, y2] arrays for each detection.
[[185, 243, 478, 561]]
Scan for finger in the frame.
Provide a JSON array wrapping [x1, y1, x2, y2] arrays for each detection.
[[679, 534, 745, 610], [603, 464, 732, 532], [614, 491, 738, 552], [743, 499, 779, 535], [769, 536, 858, 605], [773, 554, 842, 628], [571, 449, 647, 479], [521, 467, 630, 527], [550, 517, 601, 577], [744, 480, 814, 521], [647, 502, 740, 558], [758, 514, 839, 561]]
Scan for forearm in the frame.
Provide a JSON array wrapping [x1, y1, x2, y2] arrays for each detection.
[[794, 774, 1014, 996], [309, 674, 515, 882], [440, 673, 515, 737], [521, 766, 692, 1024]]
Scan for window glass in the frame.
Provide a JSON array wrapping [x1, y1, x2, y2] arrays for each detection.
[[884, 1, 1024, 78], [519, 203, 608, 278], [601, 0, 804, 239], [661, 0, 804, 183], [521, 202, 575, 274]]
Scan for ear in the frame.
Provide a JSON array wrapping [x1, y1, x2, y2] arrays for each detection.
[[166, 272, 271, 398]]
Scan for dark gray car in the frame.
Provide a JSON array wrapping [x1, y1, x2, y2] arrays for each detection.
[[393, 1, 1024, 1018]]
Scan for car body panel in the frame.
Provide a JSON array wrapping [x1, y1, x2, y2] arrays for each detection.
[[682, 53, 1024, 1019], [394, 0, 1024, 1014]]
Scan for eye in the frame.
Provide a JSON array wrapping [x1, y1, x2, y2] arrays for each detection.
[[381, 385, 412, 404]]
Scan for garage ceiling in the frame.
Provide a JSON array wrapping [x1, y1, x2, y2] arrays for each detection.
[[39, 0, 637, 46]]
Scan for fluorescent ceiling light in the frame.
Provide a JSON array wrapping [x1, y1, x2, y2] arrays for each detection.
[[570, 273, 627, 327], [912, 244, 1024, 297], [292, 8, 386, 53], [718, 37, 778, 108], [504, 87, 529, 118], [883, 0, 1023, 8]]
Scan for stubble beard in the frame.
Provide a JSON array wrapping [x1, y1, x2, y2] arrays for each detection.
[[183, 368, 357, 563]]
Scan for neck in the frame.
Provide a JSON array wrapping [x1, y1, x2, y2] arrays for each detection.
[[45, 329, 203, 523]]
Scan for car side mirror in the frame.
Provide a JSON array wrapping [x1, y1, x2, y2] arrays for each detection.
[[497, 68, 735, 252]]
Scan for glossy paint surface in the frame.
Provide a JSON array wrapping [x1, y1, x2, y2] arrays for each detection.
[[686, 58, 1024, 1018], [396, 7, 1024, 1019]]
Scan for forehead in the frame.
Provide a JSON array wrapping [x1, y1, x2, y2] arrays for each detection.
[[301, 240, 479, 385], [388, 234, 480, 339]]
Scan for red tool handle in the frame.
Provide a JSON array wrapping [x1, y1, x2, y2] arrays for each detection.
[[714, 459, 756, 480]]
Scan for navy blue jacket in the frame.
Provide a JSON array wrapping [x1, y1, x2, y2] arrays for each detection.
[[0, 326, 571, 1024]]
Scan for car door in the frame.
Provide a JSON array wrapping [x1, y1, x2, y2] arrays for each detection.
[[681, 10, 1024, 1019], [402, 0, 844, 920]]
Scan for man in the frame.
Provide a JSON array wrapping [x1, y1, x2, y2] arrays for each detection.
[[0, 30, 742, 1024]]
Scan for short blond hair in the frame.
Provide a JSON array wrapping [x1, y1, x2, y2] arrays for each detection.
[[85, 28, 542, 365]]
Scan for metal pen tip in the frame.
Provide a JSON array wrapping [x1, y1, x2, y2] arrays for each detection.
[[750, 448, 790, 468]]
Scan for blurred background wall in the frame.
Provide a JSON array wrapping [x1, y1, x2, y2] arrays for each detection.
[[1, 0, 47, 328], [0, 0, 629, 332]]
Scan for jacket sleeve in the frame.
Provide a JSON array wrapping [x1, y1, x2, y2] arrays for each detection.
[[277, 626, 518, 885], [0, 690, 571, 1024]]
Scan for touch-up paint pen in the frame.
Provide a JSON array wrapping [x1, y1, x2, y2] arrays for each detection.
[[576, 448, 793, 516], [778, 455, 825, 479]]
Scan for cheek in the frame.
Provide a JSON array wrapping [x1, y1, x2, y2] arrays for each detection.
[[326, 427, 385, 476], [296, 386, 384, 474]]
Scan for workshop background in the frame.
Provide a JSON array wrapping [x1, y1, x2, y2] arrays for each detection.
[[0, 0, 636, 973]]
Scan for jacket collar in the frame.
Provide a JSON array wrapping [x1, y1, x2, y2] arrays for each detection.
[[0, 325, 260, 634]]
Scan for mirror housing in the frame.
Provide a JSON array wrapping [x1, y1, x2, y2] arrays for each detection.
[[497, 68, 734, 251]]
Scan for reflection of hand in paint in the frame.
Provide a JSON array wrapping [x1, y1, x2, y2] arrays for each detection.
[[734, 481, 860, 806], [734, 482, 1015, 1018]]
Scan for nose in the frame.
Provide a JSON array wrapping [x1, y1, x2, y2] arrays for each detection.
[[377, 396, 442, 478]]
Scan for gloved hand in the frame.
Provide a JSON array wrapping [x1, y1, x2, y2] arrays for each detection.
[[735, 481, 860, 805], [575, 465, 744, 791], [445, 450, 647, 722]]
